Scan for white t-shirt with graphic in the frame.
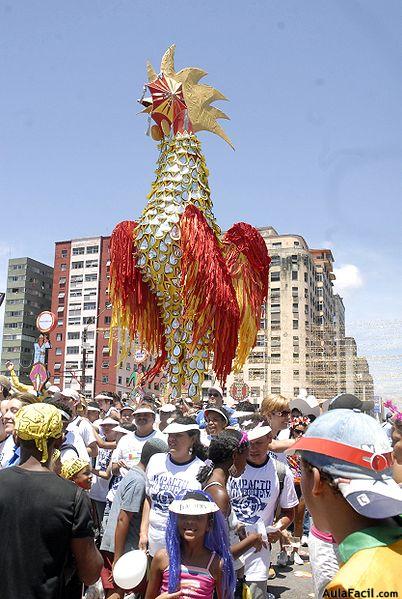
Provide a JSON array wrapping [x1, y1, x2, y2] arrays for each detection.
[[89, 447, 113, 502], [113, 429, 165, 477], [228, 456, 298, 581], [146, 452, 205, 556]]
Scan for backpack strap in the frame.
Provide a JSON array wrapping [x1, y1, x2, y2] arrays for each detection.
[[275, 459, 287, 498], [60, 443, 80, 457]]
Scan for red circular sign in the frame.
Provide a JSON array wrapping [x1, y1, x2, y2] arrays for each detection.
[[230, 382, 250, 400], [36, 311, 57, 333]]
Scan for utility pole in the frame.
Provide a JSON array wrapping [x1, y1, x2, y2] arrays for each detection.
[[81, 327, 88, 392]]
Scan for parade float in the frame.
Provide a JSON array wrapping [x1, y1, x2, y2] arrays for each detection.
[[109, 46, 270, 400]]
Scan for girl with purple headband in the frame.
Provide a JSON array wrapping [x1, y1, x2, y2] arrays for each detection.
[[145, 489, 235, 599]]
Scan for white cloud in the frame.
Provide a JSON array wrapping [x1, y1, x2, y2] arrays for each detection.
[[333, 264, 363, 293]]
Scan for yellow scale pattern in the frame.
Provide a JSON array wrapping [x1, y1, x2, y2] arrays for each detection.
[[136, 132, 221, 400]]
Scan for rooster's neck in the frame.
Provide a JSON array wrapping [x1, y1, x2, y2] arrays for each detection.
[[139, 132, 220, 237]]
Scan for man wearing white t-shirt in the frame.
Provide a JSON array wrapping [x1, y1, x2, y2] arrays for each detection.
[[112, 406, 165, 477], [228, 426, 298, 599]]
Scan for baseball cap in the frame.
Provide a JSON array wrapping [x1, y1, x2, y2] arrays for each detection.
[[159, 404, 177, 413], [207, 385, 223, 398], [60, 388, 80, 403], [169, 490, 220, 515], [288, 409, 402, 519], [134, 406, 156, 415], [163, 422, 200, 434], [327, 393, 374, 413], [204, 407, 229, 424], [100, 417, 119, 427], [290, 395, 321, 418], [120, 404, 135, 412], [247, 425, 272, 441]]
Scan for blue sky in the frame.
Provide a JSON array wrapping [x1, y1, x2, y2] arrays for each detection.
[[1, 0, 401, 398]]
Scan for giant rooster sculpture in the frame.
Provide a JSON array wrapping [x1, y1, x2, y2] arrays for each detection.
[[109, 46, 270, 400]]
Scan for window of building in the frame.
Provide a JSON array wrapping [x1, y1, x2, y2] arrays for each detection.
[[56, 333, 62, 341], [86, 245, 99, 254], [61, 249, 68, 257], [103, 331, 110, 339], [292, 271, 298, 280], [85, 273, 98, 282], [71, 275, 83, 284], [54, 363, 61, 370], [54, 376, 61, 384], [60, 264, 67, 271], [102, 361, 109, 368], [70, 289, 82, 297], [57, 319, 63, 326], [58, 292, 65, 299], [82, 317, 94, 325], [68, 317, 81, 325], [125, 363, 131, 370], [67, 346, 80, 354], [271, 386, 281, 394], [271, 353, 281, 361], [270, 271, 280, 282], [57, 306, 64, 313], [294, 241, 300, 247], [73, 247, 85, 255], [104, 316, 111, 325], [118, 376, 122, 385], [293, 369, 299, 378], [102, 346, 110, 355], [304, 272, 308, 283], [72, 261, 84, 270], [84, 302, 96, 311], [293, 387, 300, 396], [256, 335, 266, 347], [248, 368, 265, 380], [55, 348, 62, 355], [59, 278, 66, 287], [102, 375, 109, 383], [250, 387, 261, 397], [86, 331, 94, 340], [85, 259, 98, 268], [272, 242, 282, 248], [271, 370, 281, 382], [85, 376, 93, 384], [270, 255, 280, 266], [68, 332, 80, 340], [293, 320, 298, 329]]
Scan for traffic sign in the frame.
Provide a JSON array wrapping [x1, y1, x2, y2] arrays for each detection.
[[36, 311, 57, 334]]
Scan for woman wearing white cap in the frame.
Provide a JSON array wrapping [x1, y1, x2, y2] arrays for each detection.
[[140, 416, 207, 557]]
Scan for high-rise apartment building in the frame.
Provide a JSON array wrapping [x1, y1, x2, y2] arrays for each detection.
[[47, 237, 115, 397], [47, 236, 163, 398], [225, 227, 373, 404], [1, 257, 53, 383]]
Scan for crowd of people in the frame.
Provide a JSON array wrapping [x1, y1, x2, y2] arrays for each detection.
[[0, 374, 401, 599]]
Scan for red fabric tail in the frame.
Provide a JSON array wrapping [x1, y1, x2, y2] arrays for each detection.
[[109, 221, 167, 381], [180, 205, 240, 383], [223, 223, 270, 368]]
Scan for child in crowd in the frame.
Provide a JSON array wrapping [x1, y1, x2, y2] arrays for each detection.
[[60, 457, 96, 599], [61, 457, 93, 490], [145, 490, 234, 599]]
